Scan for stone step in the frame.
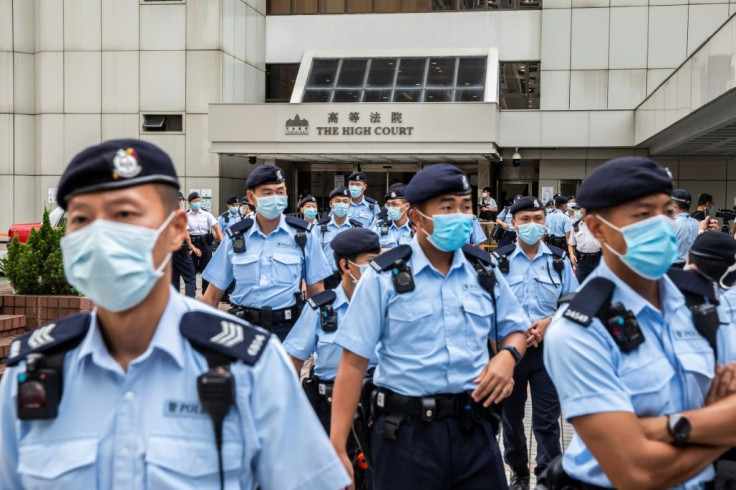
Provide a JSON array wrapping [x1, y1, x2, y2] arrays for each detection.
[[0, 335, 16, 363], [0, 315, 25, 335]]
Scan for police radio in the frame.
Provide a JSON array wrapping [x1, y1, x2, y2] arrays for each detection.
[[17, 353, 61, 420], [391, 259, 415, 293], [320, 305, 338, 332], [605, 302, 644, 353]]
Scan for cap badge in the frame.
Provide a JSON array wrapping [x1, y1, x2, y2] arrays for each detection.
[[112, 148, 141, 180], [534, 199, 540, 208], [390, 192, 396, 198], [461, 175, 470, 191], [276, 170, 284, 181], [665, 167, 673, 179]]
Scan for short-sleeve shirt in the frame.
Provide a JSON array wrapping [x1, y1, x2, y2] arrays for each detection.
[[544, 261, 715, 488], [674, 212, 700, 263], [347, 198, 379, 228], [568, 219, 601, 254], [372, 220, 413, 249], [218, 211, 243, 234], [497, 207, 513, 227], [469, 217, 487, 245], [717, 287, 736, 365], [334, 237, 528, 396], [545, 209, 572, 237], [0, 288, 351, 490], [312, 217, 358, 271], [187, 210, 217, 236], [203, 215, 332, 309]]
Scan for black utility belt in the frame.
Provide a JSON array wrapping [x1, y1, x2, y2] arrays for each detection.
[[576, 251, 601, 260], [374, 388, 489, 423], [191, 235, 208, 243], [228, 304, 299, 329], [314, 377, 335, 403]]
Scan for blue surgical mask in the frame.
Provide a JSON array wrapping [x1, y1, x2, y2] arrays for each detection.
[[597, 214, 677, 280], [517, 223, 545, 245], [349, 185, 363, 199], [256, 195, 288, 220], [416, 209, 473, 252], [60, 213, 175, 312], [348, 260, 371, 284], [387, 206, 404, 222], [303, 208, 318, 220], [190, 202, 201, 211], [333, 202, 349, 218], [229, 206, 239, 215], [573, 211, 582, 220]]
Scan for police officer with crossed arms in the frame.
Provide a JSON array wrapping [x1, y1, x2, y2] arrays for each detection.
[[0, 140, 349, 489], [329, 163, 529, 489]]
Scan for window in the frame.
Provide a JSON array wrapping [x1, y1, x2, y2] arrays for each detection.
[[499, 61, 540, 110], [266, 63, 300, 102], [267, 0, 538, 13], [301, 56, 487, 103], [142, 114, 183, 132]]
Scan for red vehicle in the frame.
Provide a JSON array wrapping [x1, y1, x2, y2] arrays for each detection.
[[7, 208, 66, 244]]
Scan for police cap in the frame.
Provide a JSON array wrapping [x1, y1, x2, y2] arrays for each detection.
[[510, 196, 545, 215], [226, 195, 238, 205], [187, 192, 200, 202], [404, 163, 472, 204], [329, 187, 350, 200], [576, 157, 672, 210], [554, 195, 569, 205], [241, 196, 250, 205], [672, 189, 692, 206], [57, 139, 180, 210], [245, 165, 286, 190], [178, 192, 185, 200], [347, 171, 367, 183], [690, 232, 736, 264], [384, 184, 406, 201], [331, 228, 381, 257], [298, 195, 317, 208]]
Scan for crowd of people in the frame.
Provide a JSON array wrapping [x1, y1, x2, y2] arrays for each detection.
[[2, 139, 736, 490]]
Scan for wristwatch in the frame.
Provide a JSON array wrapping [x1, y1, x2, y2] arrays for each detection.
[[667, 413, 692, 446], [500, 345, 522, 364]]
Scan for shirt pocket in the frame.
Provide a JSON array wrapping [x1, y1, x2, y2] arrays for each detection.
[[505, 274, 525, 300], [272, 252, 302, 285], [232, 253, 259, 288], [146, 436, 243, 489], [535, 274, 562, 314], [462, 293, 494, 350], [19, 437, 98, 489], [386, 301, 436, 355], [678, 351, 714, 404], [618, 356, 675, 416]]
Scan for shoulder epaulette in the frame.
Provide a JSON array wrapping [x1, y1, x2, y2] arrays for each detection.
[[226, 217, 254, 238], [307, 290, 337, 310], [285, 215, 309, 232], [561, 277, 616, 327], [377, 209, 388, 221], [667, 268, 720, 306], [180, 311, 271, 366], [349, 219, 364, 228], [316, 216, 331, 226], [493, 244, 517, 259], [6, 313, 91, 367], [546, 244, 567, 259], [370, 244, 412, 272], [462, 245, 495, 267], [364, 196, 378, 204], [219, 211, 229, 218]]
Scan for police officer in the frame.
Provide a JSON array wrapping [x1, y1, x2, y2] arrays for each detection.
[[545, 195, 572, 249], [218, 195, 243, 233], [672, 189, 700, 268], [313, 186, 364, 290], [0, 139, 350, 489], [496, 197, 518, 247], [347, 171, 379, 228], [171, 191, 197, 298], [284, 227, 381, 432], [493, 196, 578, 489], [372, 184, 412, 249], [329, 163, 529, 489], [240, 196, 255, 219], [542, 157, 730, 489], [299, 194, 319, 229], [187, 191, 223, 296], [202, 165, 333, 342], [567, 203, 602, 283], [470, 214, 488, 247]]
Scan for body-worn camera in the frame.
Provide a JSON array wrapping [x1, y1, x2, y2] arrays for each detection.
[[232, 233, 246, 253], [17, 353, 61, 420], [605, 302, 645, 353], [391, 260, 415, 294], [320, 305, 338, 332]]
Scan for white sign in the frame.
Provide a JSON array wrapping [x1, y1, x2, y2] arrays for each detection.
[[334, 175, 345, 188], [48, 188, 57, 204], [541, 186, 554, 205], [201, 188, 212, 212]]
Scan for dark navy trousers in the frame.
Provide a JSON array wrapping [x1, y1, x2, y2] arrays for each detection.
[[575, 255, 601, 284], [371, 415, 508, 489], [171, 248, 196, 298], [501, 344, 561, 476]]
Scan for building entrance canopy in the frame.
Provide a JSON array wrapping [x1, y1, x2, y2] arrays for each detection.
[[208, 102, 499, 163]]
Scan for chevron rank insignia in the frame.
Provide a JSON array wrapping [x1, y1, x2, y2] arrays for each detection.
[[6, 314, 92, 367], [180, 311, 271, 366]]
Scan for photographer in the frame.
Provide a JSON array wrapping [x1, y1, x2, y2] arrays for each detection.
[[479, 186, 498, 221]]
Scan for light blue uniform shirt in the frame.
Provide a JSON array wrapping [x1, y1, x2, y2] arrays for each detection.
[[470, 217, 487, 245], [334, 237, 528, 396], [544, 261, 715, 489], [371, 220, 412, 249], [203, 214, 332, 309], [347, 197, 379, 228], [674, 213, 700, 263], [283, 284, 377, 381], [217, 210, 243, 234], [503, 242, 579, 321], [498, 207, 513, 227], [717, 287, 736, 365], [0, 288, 350, 490], [545, 209, 572, 237], [312, 216, 357, 272]]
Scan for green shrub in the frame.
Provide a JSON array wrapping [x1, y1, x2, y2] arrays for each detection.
[[3, 208, 78, 295]]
